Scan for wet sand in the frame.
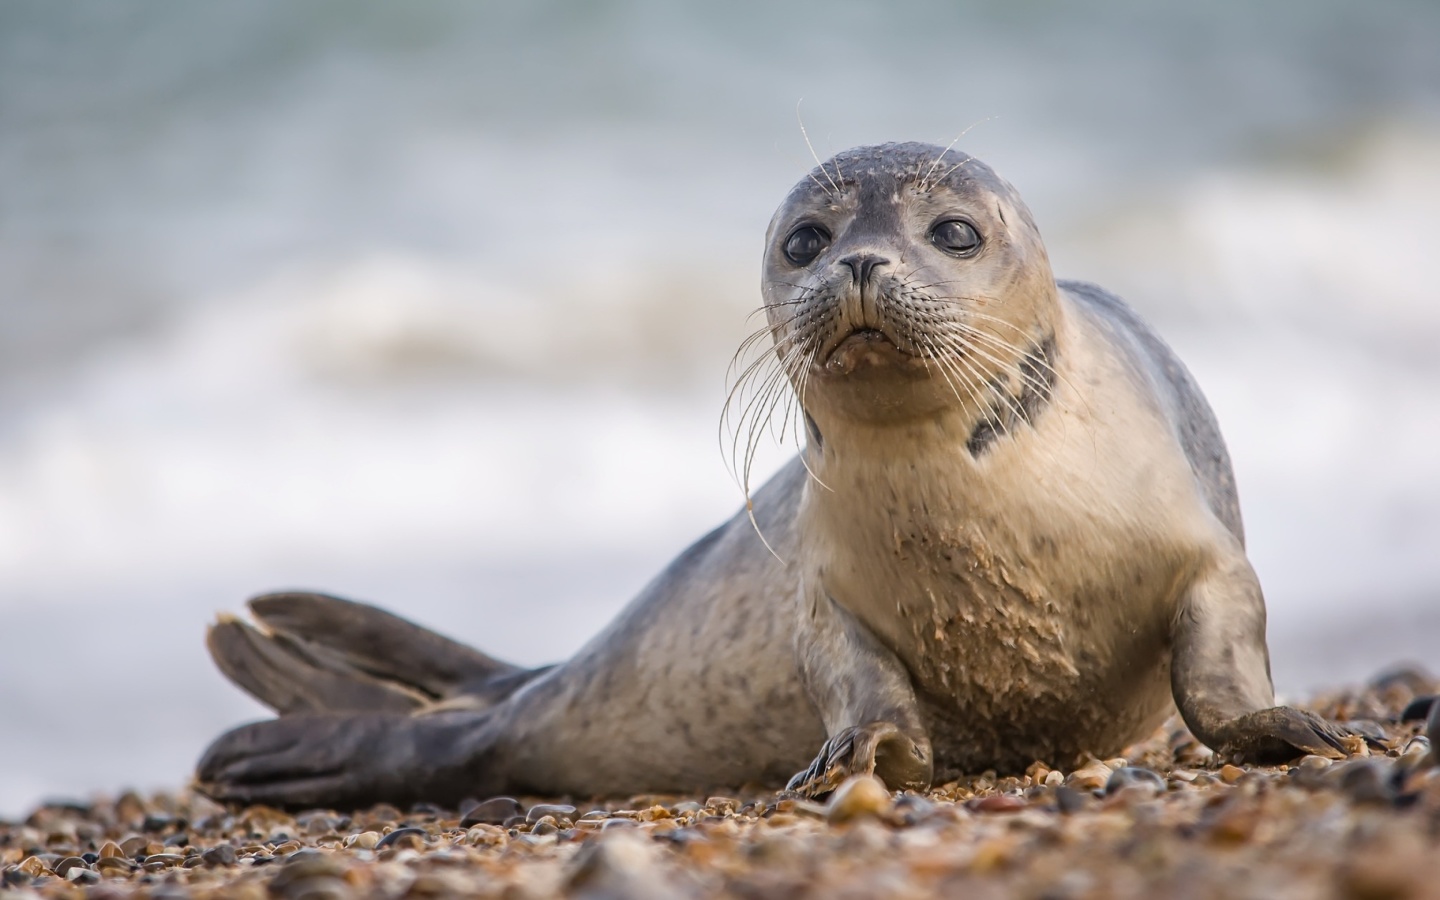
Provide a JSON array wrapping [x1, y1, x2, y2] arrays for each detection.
[[4, 673, 1438, 899]]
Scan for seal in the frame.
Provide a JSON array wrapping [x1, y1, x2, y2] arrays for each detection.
[[197, 143, 1348, 809]]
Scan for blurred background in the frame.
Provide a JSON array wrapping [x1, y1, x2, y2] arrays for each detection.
[[2, 1, 1438, 816]]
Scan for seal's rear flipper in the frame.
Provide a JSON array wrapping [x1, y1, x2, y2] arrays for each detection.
[[196, 710, 495, 810], [247, 591, 520, 697], [208, 592, 523, 715], [207, 615, 429, 714]]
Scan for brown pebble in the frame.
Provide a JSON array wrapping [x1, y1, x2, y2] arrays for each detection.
[[972, 794, 1027, 813], [142, 852, 186, 871], [17, 856, 48, 877], [526, 803, 577, 824], [1066, 761, 1113, 792], [825, 774, 893, 824], [1219, 764, 1245, 784], [94, 855, 135, 874], [343, 832, 380, 850], [565, 830, 676, 900], [98, 841, 125, 860]]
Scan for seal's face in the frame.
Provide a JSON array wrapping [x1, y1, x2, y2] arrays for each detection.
[[761, 143, 1057, 426]]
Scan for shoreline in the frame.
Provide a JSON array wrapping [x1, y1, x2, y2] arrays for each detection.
[[4, 676, 1438, 898]]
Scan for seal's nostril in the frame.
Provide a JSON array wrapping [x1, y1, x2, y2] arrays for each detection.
[[839, 253, 889, 285]]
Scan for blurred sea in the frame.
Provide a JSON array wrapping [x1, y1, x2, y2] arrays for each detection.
[[2, 1, 1439, 816]]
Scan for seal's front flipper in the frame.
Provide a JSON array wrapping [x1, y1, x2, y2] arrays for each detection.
[[196, 711, 493, 810], [786, 721, 930, 797], [1172, 553, 1349, 763], [1213, 707, 1348, 762], [789, 587, 932, 798]]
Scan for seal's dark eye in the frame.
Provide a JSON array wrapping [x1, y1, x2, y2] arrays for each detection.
[[783, 225, 831, 266], [930, 219, 982, 257]]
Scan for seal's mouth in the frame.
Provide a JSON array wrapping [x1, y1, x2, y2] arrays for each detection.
[[821, 327, 918, 374]]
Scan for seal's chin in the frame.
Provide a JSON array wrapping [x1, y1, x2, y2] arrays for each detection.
[[822, 328, 918, 375]]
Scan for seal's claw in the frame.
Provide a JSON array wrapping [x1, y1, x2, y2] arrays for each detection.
[[787, 721, 931, 799], [1220, 706, 1351, 764]]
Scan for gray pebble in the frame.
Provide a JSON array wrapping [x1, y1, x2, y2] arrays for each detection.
[[892, 794, 938, 826], [1400, 694, 1437, 722], [374, 827, 427, 850], [1055, 786, 1089, 814], [1330, 758, 1399, 805], [461, 796, 524, 827], [1104, 767, 1167, 797], [202, 844, 238, 867]]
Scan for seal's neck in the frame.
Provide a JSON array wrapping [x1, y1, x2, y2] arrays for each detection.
[[800, 319, 1063, 474]]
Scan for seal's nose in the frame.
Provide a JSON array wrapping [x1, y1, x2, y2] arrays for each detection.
[[838, 253, 889, 286]]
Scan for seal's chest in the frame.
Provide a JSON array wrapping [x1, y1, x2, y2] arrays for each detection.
[[875, 511, 1174, 703]]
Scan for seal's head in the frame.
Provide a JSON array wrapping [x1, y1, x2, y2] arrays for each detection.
[[761, 143, 1057, 427]]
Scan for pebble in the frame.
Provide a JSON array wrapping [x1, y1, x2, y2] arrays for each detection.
[[566, 831, 676, 900], [1104, 766, 1167, 797], [825, 774, 893, 823], [1399, 735, 1432, 767], [460, 796, 523, 827], [202, 843, 239, 866], [3, 683, 1438, 900], [1054, 786, 1090, 814], [1298, 754, 1333, 771], [67, 868, 101, 885], [94, 855, 135, 874], [373, 827, 426, 850], [1330, 759, 1398, 805], [972, 794, 1027, 813], [893, 794, 938, 825], [527, 803, 578, 825], [142, 852, 186, 871], [1066, 761, 1114, 792], [1400, 694, 1437, 722], [530, 816, 560, 836]]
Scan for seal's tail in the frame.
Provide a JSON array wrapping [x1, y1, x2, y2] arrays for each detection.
[[206, 591, 520, 715]]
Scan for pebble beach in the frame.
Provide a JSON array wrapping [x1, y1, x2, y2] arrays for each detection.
[[4, 671, 1439, 900]]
